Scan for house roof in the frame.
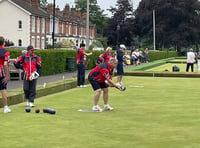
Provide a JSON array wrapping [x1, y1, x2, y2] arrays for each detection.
[[10, 0, 48, 17], [8, 0, 95, 27]]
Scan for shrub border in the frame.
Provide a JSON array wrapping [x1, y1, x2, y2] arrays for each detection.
[[0, 80, 89, 107]]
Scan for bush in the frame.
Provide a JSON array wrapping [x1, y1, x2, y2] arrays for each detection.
[[7, 48, 177, 76]]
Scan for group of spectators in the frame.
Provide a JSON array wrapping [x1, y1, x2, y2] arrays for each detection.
[[123, 47, 149, 66]]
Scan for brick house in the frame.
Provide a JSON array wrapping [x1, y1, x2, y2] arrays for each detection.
[[0, 0, 96, 49]]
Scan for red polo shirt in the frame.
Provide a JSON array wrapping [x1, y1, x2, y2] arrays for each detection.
[[89, 62, 112, 83], [102, 52, 112, 62], [14, 52, 41, 81], [0, 46, 10, 78], [76, 48, 84, 64]]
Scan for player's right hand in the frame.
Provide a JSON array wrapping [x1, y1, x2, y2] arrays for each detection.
[[116, 85, 123, 91]]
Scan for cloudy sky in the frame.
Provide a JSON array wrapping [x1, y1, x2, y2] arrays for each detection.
[[47, 0, 141, 16]]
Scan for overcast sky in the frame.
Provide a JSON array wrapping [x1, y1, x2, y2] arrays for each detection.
[[47, 0, 141, 16]]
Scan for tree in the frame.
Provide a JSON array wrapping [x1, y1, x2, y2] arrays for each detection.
[[75, 0, 107, 34], [134, 0, 200, 50], [103, 0, 135, 48], [96, 37, 108, 48], [75, 0, 87, 14], [38, 0, 48, 8]]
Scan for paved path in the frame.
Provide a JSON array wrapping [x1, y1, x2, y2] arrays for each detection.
[[7, 64, 136, 90], [7, 70, 91, 90]]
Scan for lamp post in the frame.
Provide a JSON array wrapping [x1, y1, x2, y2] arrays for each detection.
[[116, 24, 120, 49], [52, 0, 55, 48], [153, 9, 156, 50], [86, 0, 89, 49]]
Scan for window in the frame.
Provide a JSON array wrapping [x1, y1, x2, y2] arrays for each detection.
[[18, 39, 22, 46], [69, 24, 71, 35], [32, 16, 35, 33], [50, 18, 53, 33], [36, 36, 40, 49], [41, 18, 45, 34], [75, 25, 77, 36], [81, 27, 84, 36], [18, 20, 22, 29], [66, 24, 69, 36], [31, 36, 35, 47], [55, 20, 58, 34], [62, 23, 64, 34], [41, 37, 45, 49], [37, 17, 40, 33]]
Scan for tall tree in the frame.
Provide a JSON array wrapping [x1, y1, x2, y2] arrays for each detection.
[[38, 0, 48, 8], [134, 0, 200, 50], [75, 0, 107, 34], [104, 0, 135, 48]]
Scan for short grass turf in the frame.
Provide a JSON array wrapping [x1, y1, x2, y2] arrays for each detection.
[[1, 76, 200, 148], [169, 59, 186, 62]]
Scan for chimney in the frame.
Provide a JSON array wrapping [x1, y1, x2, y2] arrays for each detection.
[[56, 7, 60, 12], [63, 4, 70, 17], [32, 0, 39, 8], [56, 7, 62, 15], [71, 7, 76, 16], [47, 4, 54, 12]]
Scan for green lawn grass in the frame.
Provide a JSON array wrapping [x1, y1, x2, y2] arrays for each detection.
[[169, 59, 186, 62], [1, 76, 200, 148], [146, 63, 198, 72]]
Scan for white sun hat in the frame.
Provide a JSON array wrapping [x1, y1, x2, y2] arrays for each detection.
[[120, 44, 126, 49]]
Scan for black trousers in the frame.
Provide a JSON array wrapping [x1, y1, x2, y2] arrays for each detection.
[[77, 62, 85, 86], [23, 79, 37, 103], [186, 63, 194, 72]]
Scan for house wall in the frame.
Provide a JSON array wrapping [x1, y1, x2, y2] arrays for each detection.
[[0, 0, 30, 47], [0, 0, 96, 49], [30, 16, 46, 49]]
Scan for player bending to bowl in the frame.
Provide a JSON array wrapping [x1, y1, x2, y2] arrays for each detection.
[[88, 58, 122, 112]]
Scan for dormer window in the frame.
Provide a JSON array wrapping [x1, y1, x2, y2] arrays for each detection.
[[18, 20, 22, 29]]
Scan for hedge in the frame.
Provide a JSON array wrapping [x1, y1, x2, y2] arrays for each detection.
[[148, 50, 177, 61], [7, 48, 177, 76]]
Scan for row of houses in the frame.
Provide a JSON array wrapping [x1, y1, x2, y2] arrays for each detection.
[[0, 0, 96, 49]]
